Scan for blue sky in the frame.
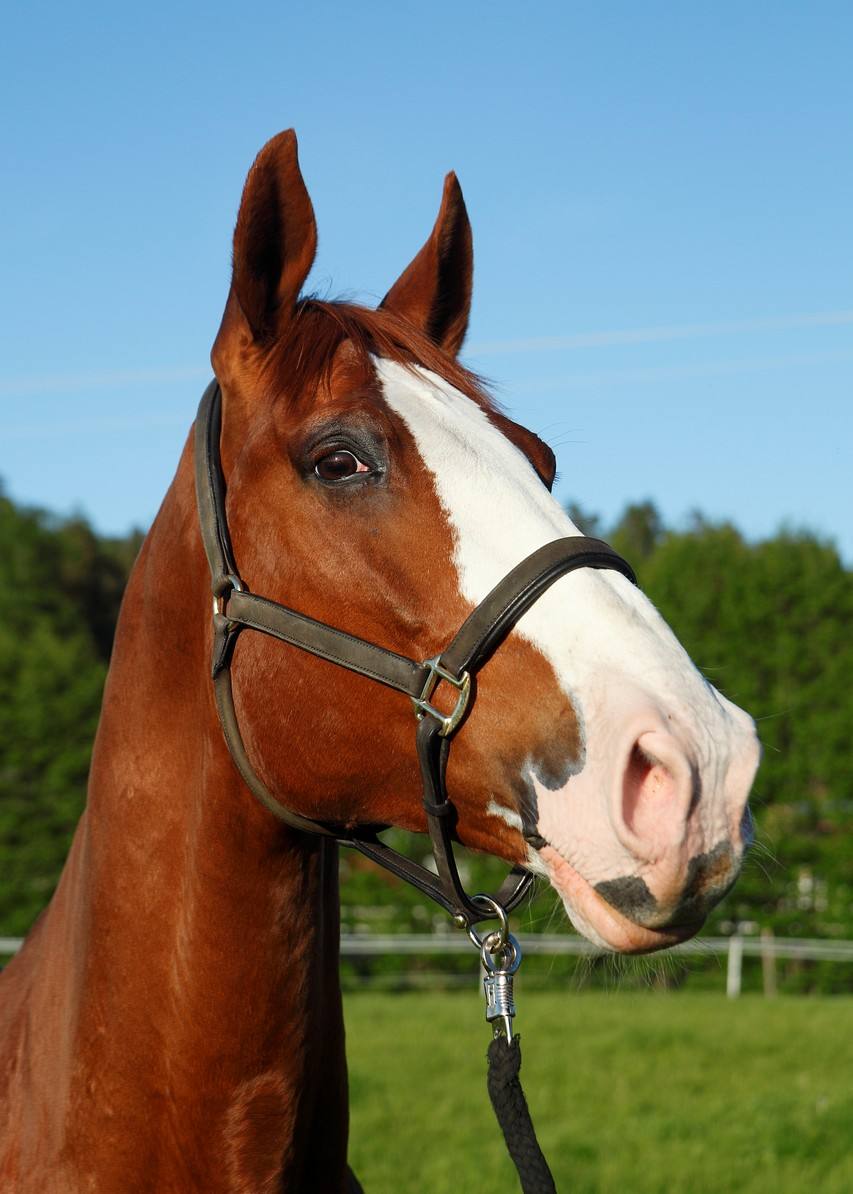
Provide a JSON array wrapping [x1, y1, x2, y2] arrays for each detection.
[[2, 2, 851, 558]]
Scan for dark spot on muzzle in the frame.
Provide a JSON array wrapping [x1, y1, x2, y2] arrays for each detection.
[[594, 841, 739, 930], [512, 756, 584, 851], [672, 841, 738, 925], [594, 875, 658, 923]]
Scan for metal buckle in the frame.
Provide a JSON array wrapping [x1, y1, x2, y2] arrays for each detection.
[[411, 655, 471, 737], [213, 573, 245, 620]]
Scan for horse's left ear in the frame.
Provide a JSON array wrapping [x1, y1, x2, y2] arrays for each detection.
[[380, 172, 473, 356]]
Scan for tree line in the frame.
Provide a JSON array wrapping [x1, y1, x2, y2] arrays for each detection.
[[1, 486, 850, 990]]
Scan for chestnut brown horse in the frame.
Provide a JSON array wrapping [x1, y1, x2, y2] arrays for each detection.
[[0, 130, 760, 1192]]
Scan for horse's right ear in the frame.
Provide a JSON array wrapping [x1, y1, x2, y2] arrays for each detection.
[[214, 130, 317, 359]]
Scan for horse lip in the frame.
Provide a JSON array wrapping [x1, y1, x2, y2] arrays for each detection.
[[537, 843, 704, 954], [648, 915, 705, 935]]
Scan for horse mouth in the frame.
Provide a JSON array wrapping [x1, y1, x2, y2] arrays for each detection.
[[537, 844, 703, 955]]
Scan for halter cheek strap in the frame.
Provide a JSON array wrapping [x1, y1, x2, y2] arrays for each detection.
[[193, 379, 636, 928]]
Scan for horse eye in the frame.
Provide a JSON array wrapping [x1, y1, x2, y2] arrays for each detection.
[[314, 450, 369, 482]]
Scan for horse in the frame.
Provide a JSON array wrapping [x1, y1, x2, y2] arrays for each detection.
[[0, 129, 760, 1192]]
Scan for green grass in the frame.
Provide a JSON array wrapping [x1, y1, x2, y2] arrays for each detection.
[[344, 991, 853, 1193]]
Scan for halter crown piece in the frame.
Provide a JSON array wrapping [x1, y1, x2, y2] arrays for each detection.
[[193, 377, 636, 1193]]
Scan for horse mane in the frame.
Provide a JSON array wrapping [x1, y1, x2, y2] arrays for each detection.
[[263, 297, 498, 409]]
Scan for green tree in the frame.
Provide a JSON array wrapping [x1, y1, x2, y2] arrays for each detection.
[[2, 482, 852, 993], [0, 490, 140, 934], [642, 522, 853, 942], [610, 499, 666, 565]]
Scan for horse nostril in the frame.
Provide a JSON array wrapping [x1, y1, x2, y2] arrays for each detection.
[[622, 739, 677, 839], [613, 730, 694, 864]]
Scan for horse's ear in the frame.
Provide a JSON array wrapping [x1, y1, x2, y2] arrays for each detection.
[[217, 129, 317, 351], [380, 172, 473, 356]]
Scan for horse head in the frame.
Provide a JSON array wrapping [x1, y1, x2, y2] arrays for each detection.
[[208, 130, 760, 955]]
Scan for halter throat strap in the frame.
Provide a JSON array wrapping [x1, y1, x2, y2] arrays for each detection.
[[193, 379, 636, 927]]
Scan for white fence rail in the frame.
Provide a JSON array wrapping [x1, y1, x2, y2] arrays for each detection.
[[5, 932, 851, 996], [337, 932, 853, 961], [339, 932, 853, 997]]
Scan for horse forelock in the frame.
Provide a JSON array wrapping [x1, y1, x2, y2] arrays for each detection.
[[256, 297, 494, 412], [245, 296, 556, 493]]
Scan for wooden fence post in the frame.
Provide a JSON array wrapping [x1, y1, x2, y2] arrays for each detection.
[[761, 927, 778, 997], [726, 934, 743, 998]]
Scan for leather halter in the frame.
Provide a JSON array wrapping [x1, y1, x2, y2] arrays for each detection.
[[193, 378, 636, 929]]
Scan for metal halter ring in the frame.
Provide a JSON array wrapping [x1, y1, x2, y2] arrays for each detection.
[[213, 573, 245, 619], [466, 894, 510, 952], [411, 655, 471, 737]]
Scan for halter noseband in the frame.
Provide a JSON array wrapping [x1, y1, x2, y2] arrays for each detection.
[[193, 378, 636, 930]]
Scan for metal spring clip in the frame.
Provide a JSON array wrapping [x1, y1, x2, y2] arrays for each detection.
[[465, 895, 523, 1042], [481, 932, 522, 1041]]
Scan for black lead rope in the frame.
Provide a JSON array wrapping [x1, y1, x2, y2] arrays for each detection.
[[488, 1036, 557, 1194], [475, 912, 558, 1191]]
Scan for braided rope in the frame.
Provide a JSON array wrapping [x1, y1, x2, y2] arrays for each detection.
[[487, 1035, 557, 1193]]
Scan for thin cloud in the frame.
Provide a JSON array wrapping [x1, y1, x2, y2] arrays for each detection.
[[6, 348, 849, 441], [0, 365, 208, 398], [466, 309, 853, 357], [514, 347, 853, 394], [0, 413, 190, 440], [1, 308, 851, 396]]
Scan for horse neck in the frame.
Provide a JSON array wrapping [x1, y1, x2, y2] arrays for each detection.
[[9, 439, 350, 1190]]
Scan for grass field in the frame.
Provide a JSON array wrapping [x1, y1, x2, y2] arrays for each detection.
[[345, 991, 853, 1193]]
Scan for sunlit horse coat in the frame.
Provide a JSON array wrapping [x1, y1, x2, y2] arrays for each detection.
[[0, 130, 759, 1192]]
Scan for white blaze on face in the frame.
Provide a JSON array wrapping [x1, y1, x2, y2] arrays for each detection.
[[376, 358, 758, 939]]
